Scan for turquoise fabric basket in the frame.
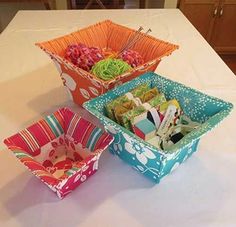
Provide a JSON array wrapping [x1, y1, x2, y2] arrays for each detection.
[[83, 72, 233, 183]]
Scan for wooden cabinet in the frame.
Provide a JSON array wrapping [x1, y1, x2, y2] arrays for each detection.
[[179, 0, 236, 54], [211, 0, 236, 53]]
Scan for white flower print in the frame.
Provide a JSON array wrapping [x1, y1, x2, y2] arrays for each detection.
[[113, 143, 122, 151], [61, 73, 76, 91], [136, 165, 145, 171], [182, 154, 189, 163], [91, 79, 101, 88], [93, 160, 99, 171], [80, 88, 90, 99], [105, 125, 119, 135], [123, 133, 156, 165], [73, 174, 81, 183], [81, 165, 89, 172], [112, 143, 122, 154], [89, 86, 99, 96], [80, 175, 87, 182]]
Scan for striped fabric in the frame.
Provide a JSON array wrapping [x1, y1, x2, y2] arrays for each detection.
[[65, 109, 112, 151], [4, 109, 65, 156], [3, 108, 114, 198], [4, 107, 113, 157]]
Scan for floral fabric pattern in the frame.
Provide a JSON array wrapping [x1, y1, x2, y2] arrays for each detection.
[[36, 20, 178, 106], [84, 72, 233, 182], [4, 108, 114, 199]]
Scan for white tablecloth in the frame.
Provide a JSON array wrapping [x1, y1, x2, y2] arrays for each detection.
[[0, 9, 236, 227]]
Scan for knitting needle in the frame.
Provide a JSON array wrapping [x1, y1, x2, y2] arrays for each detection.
[[121, 28, 152, 53], [117, 26, 144, 56]]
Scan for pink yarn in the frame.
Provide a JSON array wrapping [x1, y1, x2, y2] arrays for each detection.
[[65, 43, 104, 71], [120, 49, 144, 68]]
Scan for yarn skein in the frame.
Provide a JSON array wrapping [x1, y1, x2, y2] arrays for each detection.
[[91, 58, 132, 81]]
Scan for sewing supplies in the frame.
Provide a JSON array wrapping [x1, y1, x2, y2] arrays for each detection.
[[64, 26, 150, 81], [65, 43, 104, 71], [106, 83, 150, 120], [105, 84, 200, 151], [133, 119, 156, 141], [91, 58, 132, 81]]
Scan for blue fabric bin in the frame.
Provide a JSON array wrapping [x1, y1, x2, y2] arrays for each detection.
[[84, 72, 233, 182]]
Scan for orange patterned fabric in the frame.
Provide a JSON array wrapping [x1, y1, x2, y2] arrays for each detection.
[[36, 20, 178, 105]]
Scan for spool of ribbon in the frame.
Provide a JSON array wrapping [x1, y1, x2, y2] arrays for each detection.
[[105, 84, 150, 120], [113, 100, 137, 124]]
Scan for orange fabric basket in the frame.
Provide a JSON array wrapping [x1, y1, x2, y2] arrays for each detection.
[[36, 20, 178, 105]]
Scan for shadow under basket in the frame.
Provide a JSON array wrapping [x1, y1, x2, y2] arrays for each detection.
[[3, 108, 114, 199], [36, 20, 178, 106], [83, 72, 233, 183]]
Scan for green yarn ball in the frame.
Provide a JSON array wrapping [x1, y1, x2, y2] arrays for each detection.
[[91, 58, 132, 81]]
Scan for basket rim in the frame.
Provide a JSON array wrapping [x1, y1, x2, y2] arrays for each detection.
[[83, 72, 234, 158], [3, 107, 114, 187], [35, 20, 179, 86]]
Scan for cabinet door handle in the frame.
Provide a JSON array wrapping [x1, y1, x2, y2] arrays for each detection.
[[219, 7, 224, 17], [213, 7, 218, 17]]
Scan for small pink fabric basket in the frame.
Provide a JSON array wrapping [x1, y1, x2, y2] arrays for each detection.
[[4, 108, 114, 199]]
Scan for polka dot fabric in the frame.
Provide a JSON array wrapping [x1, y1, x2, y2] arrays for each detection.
[[84, 72, 233, 183]]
